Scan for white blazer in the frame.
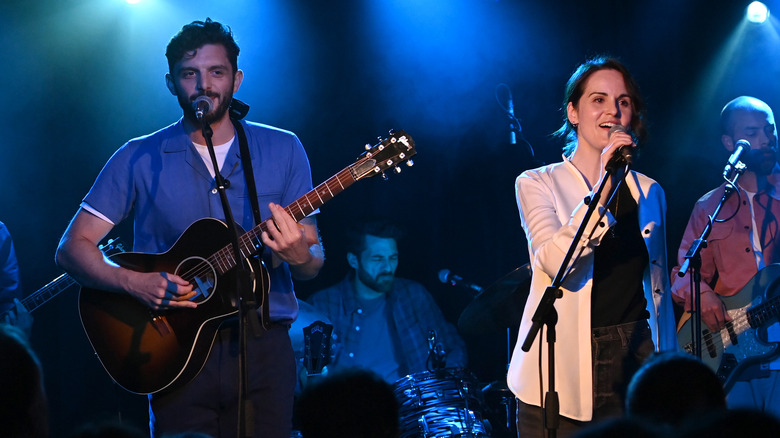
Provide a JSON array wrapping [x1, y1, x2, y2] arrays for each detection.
[[507, 157, 677, 421]]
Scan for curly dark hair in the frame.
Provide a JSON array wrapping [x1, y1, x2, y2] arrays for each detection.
[[165, 18, 240, 74]]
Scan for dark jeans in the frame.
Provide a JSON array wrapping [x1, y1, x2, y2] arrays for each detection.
[[149, 320, 296, 438], [516, 320, 654, 438]]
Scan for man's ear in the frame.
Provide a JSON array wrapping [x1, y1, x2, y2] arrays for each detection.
[[165, 73, 177, 96], [347, 253, 358, 270], [233, 69, 244, 93], [722, 134, 735, 152]]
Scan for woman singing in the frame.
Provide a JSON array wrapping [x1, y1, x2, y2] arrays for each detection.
[[507, 56, 677, 437]]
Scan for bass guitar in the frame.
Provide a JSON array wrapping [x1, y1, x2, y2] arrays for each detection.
[[678, 263, 780, 392], [78, 130, 416, 394]]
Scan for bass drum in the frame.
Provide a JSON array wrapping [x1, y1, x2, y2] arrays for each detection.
[[393, 368, 491, 437]]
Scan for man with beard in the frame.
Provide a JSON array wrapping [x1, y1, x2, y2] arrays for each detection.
[[55, 19, 324, 438], [672, 96, 780, 417], [306, 220, 466, 383]]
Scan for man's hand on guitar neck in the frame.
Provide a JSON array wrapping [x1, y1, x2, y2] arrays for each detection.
[[689, 290, 732, 333], [262, 203, 324, 280], [0, 299, 33, 338]]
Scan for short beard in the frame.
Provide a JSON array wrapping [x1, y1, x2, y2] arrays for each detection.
[[356, 268, 394, 294], [745, 149, 779, 176], [176, 88, 234, 127]]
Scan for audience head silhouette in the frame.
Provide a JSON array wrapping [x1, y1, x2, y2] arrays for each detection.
[[296, 368, 400, 438], [0, 324, 48, 438], [626, 351, 726, 426]]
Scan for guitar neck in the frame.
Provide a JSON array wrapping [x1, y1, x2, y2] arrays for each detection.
[[211, 164, 359, 275], [21, 273, 78, 313], [748, 294, 780, 328]]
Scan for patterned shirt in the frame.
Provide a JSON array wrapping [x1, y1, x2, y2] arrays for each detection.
[[307, 274, 467, 379]]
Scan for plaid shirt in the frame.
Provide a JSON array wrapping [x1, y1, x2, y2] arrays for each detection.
[[307, 274, 467, 377]]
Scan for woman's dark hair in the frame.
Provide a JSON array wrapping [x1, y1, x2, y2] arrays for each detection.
[[554, 56, 647, 157]]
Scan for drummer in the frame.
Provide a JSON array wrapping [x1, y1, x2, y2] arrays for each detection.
[[306, 219, 467, 383]]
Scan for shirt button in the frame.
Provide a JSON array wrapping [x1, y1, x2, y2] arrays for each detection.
[[599, 222, 605, 227], [211, 188, 218, 194], [746, 248, 751, 252], [355, 326, 361, 331], [644, 229, 650, 235], [745, 226, 750, 230], [348, 353, 354, 358], [357, 308, 363, 314]]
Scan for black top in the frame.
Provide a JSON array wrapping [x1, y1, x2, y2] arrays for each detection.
[[591, 181, 650, 328]]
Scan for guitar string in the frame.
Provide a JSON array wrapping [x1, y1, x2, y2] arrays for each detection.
[[171, 168, 359, 292], [168, 139, 408, 290], [694, 294, 780, 354]]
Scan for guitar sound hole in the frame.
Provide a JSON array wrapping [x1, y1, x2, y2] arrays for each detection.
[[177, 257, 217, 303]]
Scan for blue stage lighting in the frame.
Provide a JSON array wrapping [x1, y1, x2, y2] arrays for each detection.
[[747, 1, 769, 23]]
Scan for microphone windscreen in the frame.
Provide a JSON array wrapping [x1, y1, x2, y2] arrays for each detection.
[[193, 95, 214, 113], [608, 124, 627, 136], [735, 139, 751, 151]]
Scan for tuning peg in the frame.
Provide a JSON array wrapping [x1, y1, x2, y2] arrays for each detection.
[[393, 167, 402, 174], [406, 160, 414, 167], [364, 144, 371, 151], [381, 172, 388, 181]]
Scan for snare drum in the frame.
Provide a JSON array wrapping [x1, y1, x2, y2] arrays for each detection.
[[393, 368, 491, 437]]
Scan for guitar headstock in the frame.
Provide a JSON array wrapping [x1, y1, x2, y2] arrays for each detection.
[[98, 237, 125, 257], [351, 130, 416, 180]]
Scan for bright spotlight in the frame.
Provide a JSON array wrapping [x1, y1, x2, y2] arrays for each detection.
[[747, 1, 769, 24]]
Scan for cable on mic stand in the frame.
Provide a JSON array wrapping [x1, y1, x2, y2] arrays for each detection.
[[678, 140, 750, 359]]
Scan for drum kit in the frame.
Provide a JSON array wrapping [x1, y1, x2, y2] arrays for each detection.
[[291, 264, 532, 438]]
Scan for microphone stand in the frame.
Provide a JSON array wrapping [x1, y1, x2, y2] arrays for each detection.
[[198, 113, 260, 438], [520, 154, 630, 438], [677, 162, 746, 358]]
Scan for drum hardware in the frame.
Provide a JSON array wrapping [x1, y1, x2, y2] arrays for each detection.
[[394, 368, 491, 437]]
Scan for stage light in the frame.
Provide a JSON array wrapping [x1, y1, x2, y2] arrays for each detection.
[[747, 1, 769, 24]]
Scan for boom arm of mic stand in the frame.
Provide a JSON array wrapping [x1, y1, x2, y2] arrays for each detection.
[[521, 159, 628, 352]]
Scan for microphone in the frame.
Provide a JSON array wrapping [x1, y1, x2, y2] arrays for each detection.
[[607, 124, 634, 165], [723, 139, 751, 178], [438, 269, 483, 293], [193, 95, 214, 120], [508, 90, 517, 145]]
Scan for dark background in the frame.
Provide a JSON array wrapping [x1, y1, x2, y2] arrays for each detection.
[[1, 0, 778, 435]]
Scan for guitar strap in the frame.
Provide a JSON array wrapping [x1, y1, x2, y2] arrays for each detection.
[[231, 118, 271, 331]]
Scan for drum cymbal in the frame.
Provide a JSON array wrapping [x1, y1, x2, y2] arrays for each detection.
[[457, 264, 531, 335], [291, 299, 332, 356]]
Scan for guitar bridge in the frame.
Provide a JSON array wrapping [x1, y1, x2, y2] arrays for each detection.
[[149, 312, 172, 336]]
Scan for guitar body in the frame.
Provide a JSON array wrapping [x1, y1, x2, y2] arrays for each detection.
[[678, 263, 780, 392], [79, 218, 268, 395]]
